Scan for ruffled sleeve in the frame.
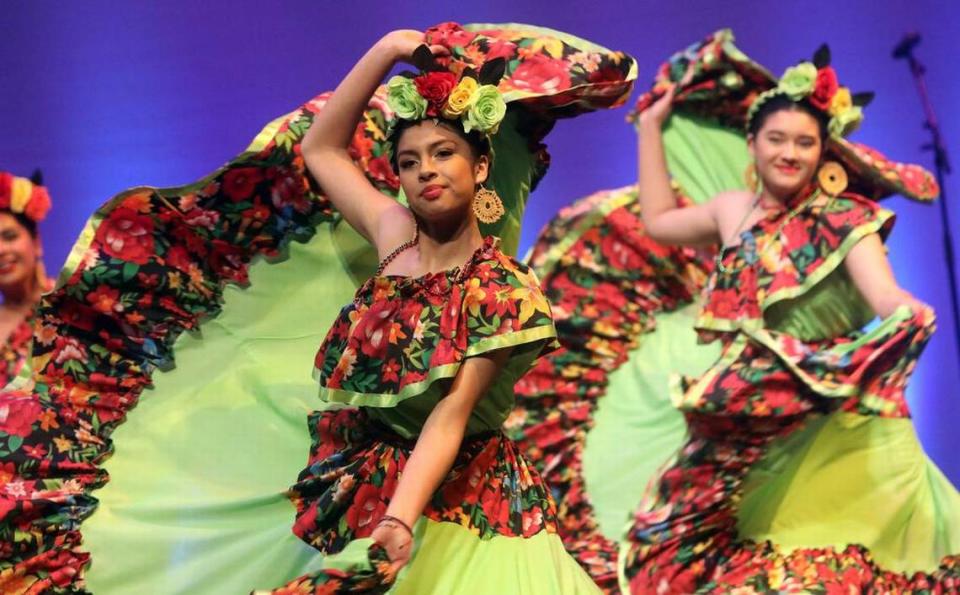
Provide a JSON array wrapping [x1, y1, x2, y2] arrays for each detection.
[[313, 240, 558, 407]]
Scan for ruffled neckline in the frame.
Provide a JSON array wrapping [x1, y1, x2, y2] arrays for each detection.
[[719, 186, 826, 255], [700, 191, 892, 334], [354, 236, 501, 303]]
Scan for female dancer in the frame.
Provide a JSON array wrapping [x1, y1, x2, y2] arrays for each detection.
[[627, 41, 958, 593], [264, 28, 598, 593], [510, 31, 957, 593], [0, 170, 51, 386], [1, 23, 636, 593]]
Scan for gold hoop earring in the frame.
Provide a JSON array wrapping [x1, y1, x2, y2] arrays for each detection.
[[817, 161, 848, 196], [35, 259, 51, 292], [472, 186, 504, 224], [743, 162, 760, 193]]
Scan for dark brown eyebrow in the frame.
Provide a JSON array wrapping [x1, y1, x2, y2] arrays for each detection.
[[764, 129, 818, 140], [396, 139, 458, 158]]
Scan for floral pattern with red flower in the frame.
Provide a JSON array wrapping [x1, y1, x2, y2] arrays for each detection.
[[266, 242, 563, 593], [618, 189, 959, 592], [699, 191, 893, 331], [425, 22, 636, 117], [286, 408, 559, 560], [507, 185, 712, 592], [95, 206, 155, 265], [314, 237, 555, 402]]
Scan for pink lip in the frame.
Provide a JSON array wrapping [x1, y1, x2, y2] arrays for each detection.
[[775, 164, 800, 175], [420, 185, 445, 200]]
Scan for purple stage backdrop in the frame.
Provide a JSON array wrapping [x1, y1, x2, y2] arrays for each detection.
[[2, 1, 958, 483]]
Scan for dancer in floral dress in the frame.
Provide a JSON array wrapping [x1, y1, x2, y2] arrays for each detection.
[[0, 23, 636, 593], [0, 171, 52, 389], [510, 31, 957, 593]]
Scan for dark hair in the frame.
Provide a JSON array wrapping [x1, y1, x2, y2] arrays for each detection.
[[387, 117, 491, 174], [0, 211, 38, 238], [747, 94, 830, 143]]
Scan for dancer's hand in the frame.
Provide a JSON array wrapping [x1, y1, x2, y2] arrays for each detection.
[[378, 30, 449, 65], [638, 66, 695, 129], [372, 517, 414, 573]]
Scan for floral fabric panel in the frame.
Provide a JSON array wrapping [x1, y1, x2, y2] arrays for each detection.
[[622, 308, 960, 593], [289, 408, 558, 554], [315, 238, 556, 402], [266, 407, 558, 594], [507, 186, 711, 592], [428, 23, 636, 117], [267, 543, 396, 595], [0, 92, 358, 592]]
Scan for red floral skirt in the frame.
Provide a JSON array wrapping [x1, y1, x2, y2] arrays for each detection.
[[270, 407, 561, 593], [622, 310, 960, 593]]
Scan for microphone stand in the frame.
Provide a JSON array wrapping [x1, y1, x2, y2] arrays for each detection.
[[895, 34, 959, 359]]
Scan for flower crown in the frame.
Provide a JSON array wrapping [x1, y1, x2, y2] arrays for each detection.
[[386, 45, 508, 136], [0, 170, 52, 223], [746, 44, 874, 138]]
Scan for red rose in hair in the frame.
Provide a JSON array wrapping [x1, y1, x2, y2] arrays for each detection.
[[809, 66, 839, 111], [25, 186, 51, 222], [222, 167, 263, 202], [425, 22, 477, 48], [509, 54, 571, 94], [413, 71, 458, 117], [97, 207, 155, 264], [0, 173, 12, 209]]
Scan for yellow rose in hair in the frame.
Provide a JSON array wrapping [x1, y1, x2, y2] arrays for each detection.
[[829, 105, 863, 137], [10, 177, 32, 213], [442, 77, 479, 118], [829, 87, 852, 117]]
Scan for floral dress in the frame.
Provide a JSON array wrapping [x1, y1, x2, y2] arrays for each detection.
[[618, 189, 960, 593], [262, 236, 599, 593], [507, 29, 955, 594], [0, 22, 636, 593]]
